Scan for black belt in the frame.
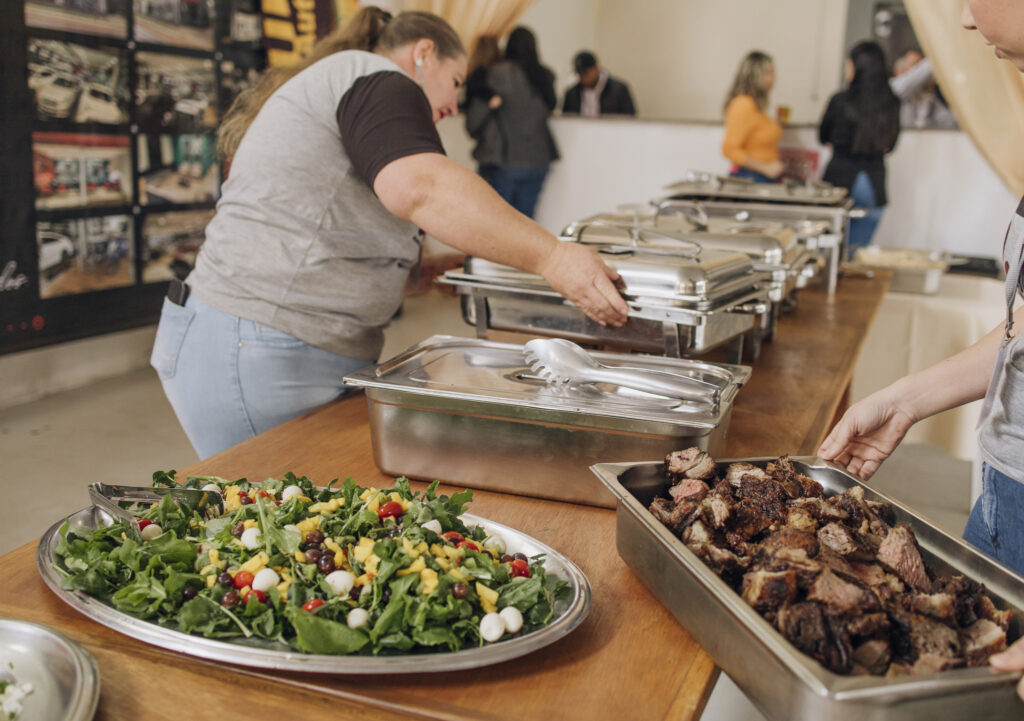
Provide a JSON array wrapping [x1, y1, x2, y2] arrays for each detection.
[[167, 278, 190, 306]]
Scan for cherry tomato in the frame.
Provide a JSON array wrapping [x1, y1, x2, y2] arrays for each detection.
[[244, 589, 266, 604], [457, 540, 480, 552], [509, 559, 531, 578], [255, 490, 273, 500], [137, 519, 153, 531], [302, 598, 325, 613], [377, 501, 404, 520], [232, 571, 254, 589], [441, 531, 464, 544]]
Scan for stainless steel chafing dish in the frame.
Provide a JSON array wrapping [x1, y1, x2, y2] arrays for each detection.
[[561, 211, 821, 350], [590, 457, 1024, 721], [438, 241, 770, 363], [343, 336, 751, 508], [851, 246, 964, 295], [657, 170, 866, 295]]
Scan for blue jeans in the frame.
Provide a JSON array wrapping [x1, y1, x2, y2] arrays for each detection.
[[730, 167, 777, 184], [847, 171, 884, 259], [480, 165, 549, 218], [150, 296, 368, 459], [963, 462, 1024, 576]]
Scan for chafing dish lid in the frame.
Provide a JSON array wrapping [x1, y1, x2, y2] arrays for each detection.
[[563, 212, 799, 266], [344, 335, 752, 429], [663, 170, 848, 205], [460, 242, 758, 302]]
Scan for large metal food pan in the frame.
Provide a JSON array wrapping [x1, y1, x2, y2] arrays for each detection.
[[344, 337, 751, 508], [590, 457, 1024, 721], [853, 247, 955, 295]]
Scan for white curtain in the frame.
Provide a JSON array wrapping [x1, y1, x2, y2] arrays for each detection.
[[398, 0, 537, 48], [905, 0, 1024, 196]]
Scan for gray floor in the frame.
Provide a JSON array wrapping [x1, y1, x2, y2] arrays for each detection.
[[0, 290, 973, 721]]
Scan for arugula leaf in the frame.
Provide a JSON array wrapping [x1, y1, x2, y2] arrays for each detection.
[[284, 605, 368, 654]]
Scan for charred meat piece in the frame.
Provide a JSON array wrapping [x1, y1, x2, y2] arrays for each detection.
[[876, 524, 931, 592], [668, 477, 710, 504], [846, 612, 890, 639], [758, 527, 820, 559], [852, 639, 892, 675], [724, 462, 770, 487], [960, 618, 1008, 667], [931, 575, 982, 628], [648, 497, 701, 536], [767, 455, 798, 483], [739, 475, 789, 523], [760, 547, 825, 589], [682, 519, 713, 546], [785, 506, 818, 534], [977, 593, 1013, 632], [846, 562, 888, 588], [902, 592, 956, 623], [729, 498, 772, 540], [889, 611, 962, 662], [665, 448, 717, 482], [817, 522, 874, 561], [776, 602, 853, 675], [796, 474, 825, 498], [807, 569, 881, 615], [702, 492, 735, 530], [742, 569, 798, 613], [689, 541, 750, 585], [788, 497, 850, 523]]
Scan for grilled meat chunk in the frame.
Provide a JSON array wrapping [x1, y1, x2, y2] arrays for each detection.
[[668, 477, 710, 504], [960, 618, 1008, 667], [807, 569, 881, 615], [902, 592, 956, 623], [742, 569, 798, 613], [852, 639, 892, 675], [889, 611, 962, 662], [818, 522, 873, 560], [739, 475, 788, 523], [846, 612, 890, 639], [725, 462, 769, 487], [777, 602, 853, 674], [666, 448, 716, 482], [648, 497, 701, 536], [785, 506, 818, 534], [876, 524, 931, 592], [730, 498, 772, 540]]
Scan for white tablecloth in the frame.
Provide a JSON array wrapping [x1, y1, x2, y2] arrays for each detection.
[[850, 273, 1006, 463]]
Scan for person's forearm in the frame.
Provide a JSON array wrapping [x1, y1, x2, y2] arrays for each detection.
[[885, 307, 1019, 423], [374, 153, 557, 274]]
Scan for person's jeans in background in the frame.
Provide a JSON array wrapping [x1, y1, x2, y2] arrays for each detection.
[[150, 295, 367, 459], [847, 170, 885, 259], [480, 165, 550, 218], [730, 167, 777, 184], [963, 462, 1024, 576]]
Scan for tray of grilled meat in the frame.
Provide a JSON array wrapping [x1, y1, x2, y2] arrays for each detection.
[[438, 239, 770, 363], [590, 452, 1023, 721]]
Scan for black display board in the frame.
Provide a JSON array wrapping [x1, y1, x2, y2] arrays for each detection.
[[0, 0, 263, 356]]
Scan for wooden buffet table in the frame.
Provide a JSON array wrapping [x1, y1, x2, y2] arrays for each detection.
[[0, 272, 889, 721]]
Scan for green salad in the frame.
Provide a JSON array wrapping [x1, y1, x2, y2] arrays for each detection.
[[53, 472, 569, 655]]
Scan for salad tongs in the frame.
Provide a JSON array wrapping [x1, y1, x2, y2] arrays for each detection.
[[88, 482, 224, 540]]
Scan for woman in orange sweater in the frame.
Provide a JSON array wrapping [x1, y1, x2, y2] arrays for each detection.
[[721, 51, 784, 183]]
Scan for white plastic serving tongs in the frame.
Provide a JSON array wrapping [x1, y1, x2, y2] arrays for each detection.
[[523, 338, 721, 406], [88, 482, 223, 541]]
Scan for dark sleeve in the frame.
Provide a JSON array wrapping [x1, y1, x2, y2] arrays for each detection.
[[818, 94, 841, 145], [562, 85, 580, 114], [336, 71, 445, 188], [539, 67, 557, 112]]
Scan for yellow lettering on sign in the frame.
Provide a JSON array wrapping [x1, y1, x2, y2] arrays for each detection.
[[261, 0, 291, 17]]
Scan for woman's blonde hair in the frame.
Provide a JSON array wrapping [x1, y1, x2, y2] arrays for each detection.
[[217, 7, 465, 163], [723, 50, 773, 112], [468, 35, 500, 75]]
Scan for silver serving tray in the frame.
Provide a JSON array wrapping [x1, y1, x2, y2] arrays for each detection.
[[852, 247, 964, 295], [0, 618, 100, 721], [37, 507, 592, 674], [664, 171, 850, 206], [591, 456, 1024, 721]]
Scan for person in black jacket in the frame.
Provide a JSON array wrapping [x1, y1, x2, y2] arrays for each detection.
[[562, 51, 635, 117], [818, 41, 901, 259]]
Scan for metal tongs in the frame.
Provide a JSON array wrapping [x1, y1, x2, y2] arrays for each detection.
[[88, 482, 223, 540], [523, 338, 721, 407]]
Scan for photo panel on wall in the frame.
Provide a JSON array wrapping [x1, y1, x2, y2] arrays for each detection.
[[25, 0, 128, 39], [33, 132, 133, 210], [141, 207, 214, 283], [36, 213, 135, 299], [137, 132, 218, 205], [134, 0, 215, 52], [135, 50, 218, 134], [28, 37, 130, 127]]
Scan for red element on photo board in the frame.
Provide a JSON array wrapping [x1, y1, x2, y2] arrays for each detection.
[[31, 315, 45, 331], [32, 132, 131, 148]]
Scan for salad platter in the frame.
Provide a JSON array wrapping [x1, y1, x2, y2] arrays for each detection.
[[36, 473, 592, 674]]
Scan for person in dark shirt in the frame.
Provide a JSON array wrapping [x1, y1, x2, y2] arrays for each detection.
[[562, 51, 635, 117], [818, 40, 901, 258]]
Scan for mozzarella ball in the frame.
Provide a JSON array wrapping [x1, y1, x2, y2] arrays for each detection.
[[281, 485, 303, 501], [240, 527, 262, 550], [140, 523, 163, 541], [325, 570, 356, 596], [480, 612, 505, 643], [251, 568, 280, 592], [421, 519, 442, 535], [201, 483, 221, 493], [360, 584, 372, 598], [499, 606, 524, 634], [483, 534, 506, 554], [347, 608, 370, 629]]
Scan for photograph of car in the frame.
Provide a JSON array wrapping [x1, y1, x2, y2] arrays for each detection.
[[34, 132, 133, 210], [36, 215, 134, 299], [26, 0, 129, 38], [142, 208, 213, 282], [134, 0, 214, 51], [136, 51, 216, 133], [27, 39, 129, 125]]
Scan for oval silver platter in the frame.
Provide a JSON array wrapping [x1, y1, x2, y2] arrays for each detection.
[[36, 507, 592, 674], [0, 618, 100, 721]]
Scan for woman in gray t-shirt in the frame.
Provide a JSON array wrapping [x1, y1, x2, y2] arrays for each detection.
[[818, 0, 1024, 696], [150, 9, 628, 460]]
